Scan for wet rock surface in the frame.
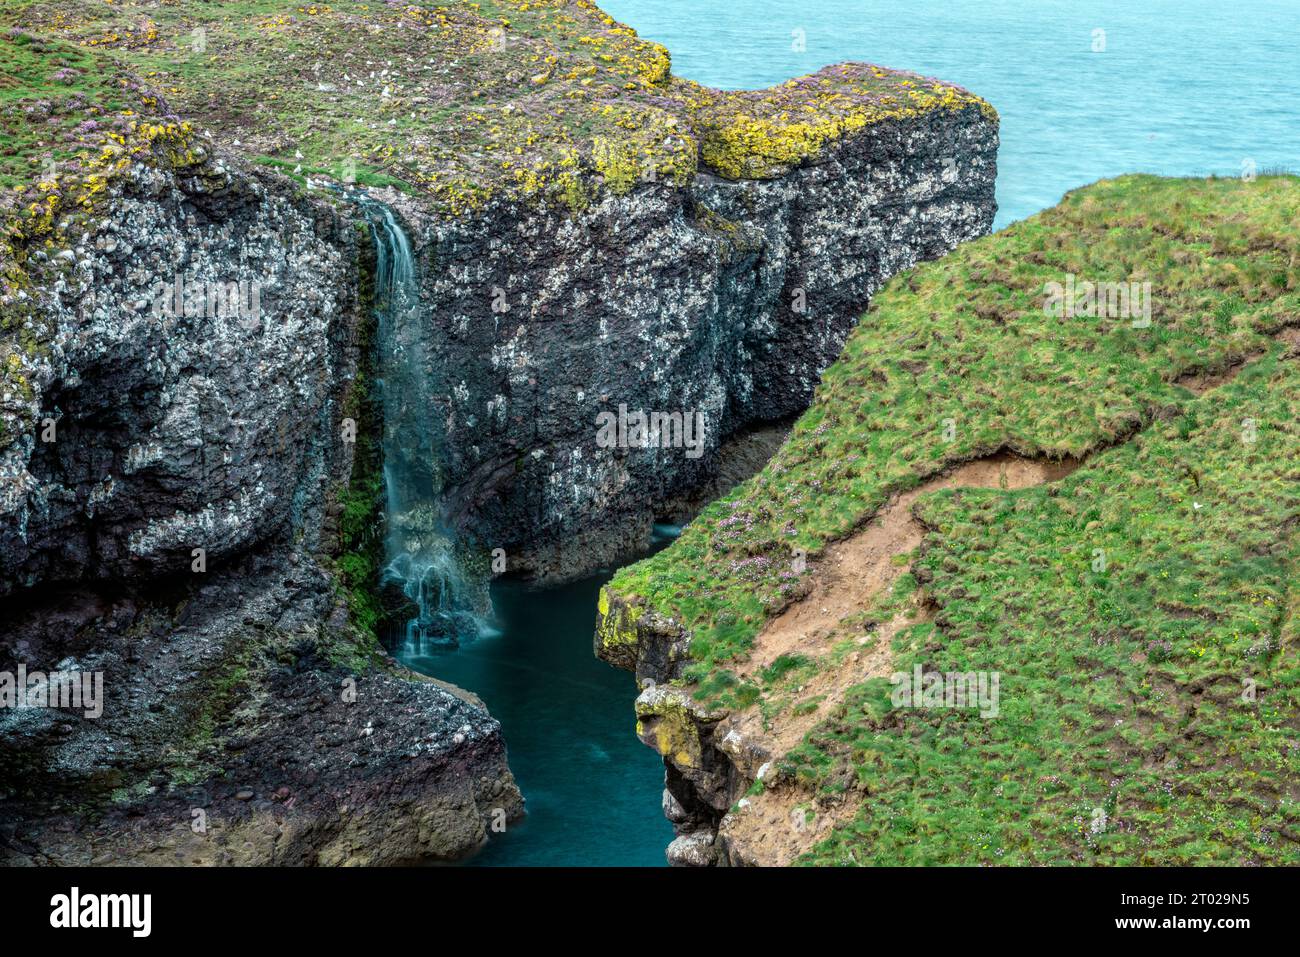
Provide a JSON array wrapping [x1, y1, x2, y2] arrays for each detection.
[[0, 149, 522, 865], [0, 555, 522, 866], [393, 106, 997, 582]]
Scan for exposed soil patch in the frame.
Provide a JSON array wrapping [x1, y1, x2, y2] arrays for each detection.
[[1176, 326, 1300, 395], [720, 775, 865, 867], [742, 453, 1080, 679], [720, 452, 1080, 865]]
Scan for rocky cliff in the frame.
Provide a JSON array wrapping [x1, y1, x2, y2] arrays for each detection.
[[0, 140, 348, 591], [3, 0, 998, 585], [0, 122, 522, 865], [394, 104, 997, 580], [2, 0, 996, 865]]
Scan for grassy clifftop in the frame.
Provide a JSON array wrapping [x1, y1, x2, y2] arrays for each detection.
[[0, 0, 993, 459], [601, 174, 1300, 864], [1, 0, 992, 216], [797, 343, 1300, 865]]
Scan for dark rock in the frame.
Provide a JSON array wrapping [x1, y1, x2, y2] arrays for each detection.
[[382, 106, 998, 582], [0, 148, 524, 867]]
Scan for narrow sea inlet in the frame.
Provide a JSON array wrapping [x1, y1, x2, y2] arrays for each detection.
[[4, 0, 1294, 881], [399, 0, 1300, 867], [399, 569, 674, 866]]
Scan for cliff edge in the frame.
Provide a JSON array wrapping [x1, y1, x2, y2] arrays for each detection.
[[598, 174, 1300, 866], [1, 0, 998, 863]]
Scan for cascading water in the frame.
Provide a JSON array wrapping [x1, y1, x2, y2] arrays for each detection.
[[357, 197, 671, 865], [359, 199, 488, 654]]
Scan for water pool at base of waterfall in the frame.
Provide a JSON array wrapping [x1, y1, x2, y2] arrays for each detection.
[[397, 570, 675, 867], [361, 192, 673, 866]]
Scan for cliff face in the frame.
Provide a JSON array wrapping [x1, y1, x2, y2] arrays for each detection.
[[0, 550, 523, 866], [0, 145, 351, 591], [597, 593, 732, 865], [1, 0, 998, 866], [2, 3, 1002, 594], [0, 140, 522, 865], [399, 105, 997, 580]]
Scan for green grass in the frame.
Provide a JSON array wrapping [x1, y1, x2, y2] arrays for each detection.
[[602, 173, 1300, 865], [253, 156, 415, 194], [0, 25, 129, 190], [606, 174, 1300, 682], [795, 349, 1300, 865], [1, 0, 990, 215]]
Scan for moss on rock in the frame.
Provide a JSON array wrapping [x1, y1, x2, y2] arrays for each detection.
[[2, 1, 993, 215]]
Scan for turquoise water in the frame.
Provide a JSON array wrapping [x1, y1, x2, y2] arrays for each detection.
[[408, 2, 1298, 866], [401, 567, 675, 866], [603, 0, 1300, 229]]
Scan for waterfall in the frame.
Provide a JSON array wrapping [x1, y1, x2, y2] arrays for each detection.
[[359, 199, 487, 654]]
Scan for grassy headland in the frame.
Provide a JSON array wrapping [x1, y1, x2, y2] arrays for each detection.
[[1, 0, 992, 217], [601, 173, 1300, 864]]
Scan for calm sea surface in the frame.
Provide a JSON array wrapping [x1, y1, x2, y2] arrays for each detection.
[[605, 0, 1300, 228]]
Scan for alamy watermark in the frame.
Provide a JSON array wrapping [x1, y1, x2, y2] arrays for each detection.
[[151, 276, 262, 321], [50, 887, 150, 937], [595, 404, 706, 459], [890, 665, 1000, 719], [1043, 273, 1152, 328], [1, 664, 103, 718]]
